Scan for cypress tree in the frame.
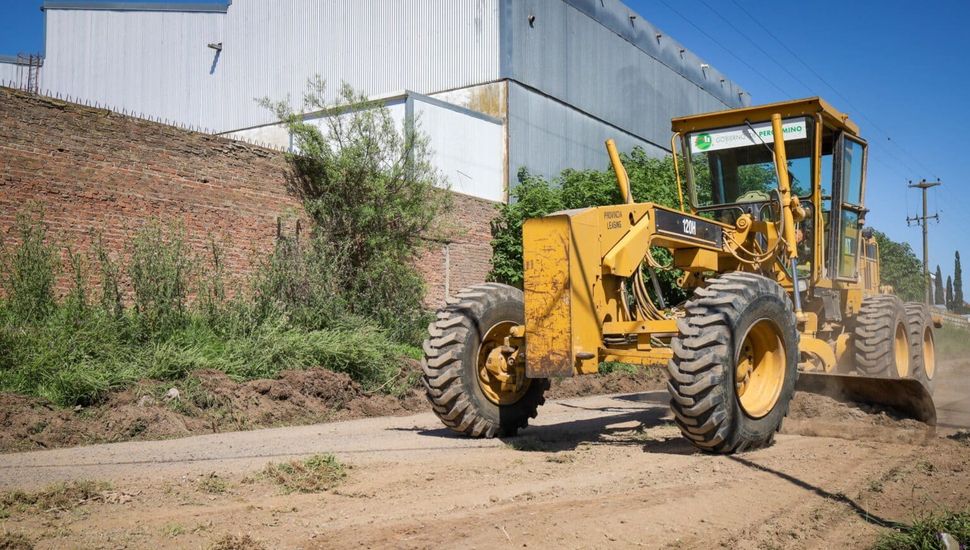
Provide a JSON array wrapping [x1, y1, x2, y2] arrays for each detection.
[[955, 251, 964, 313], [934, 265, 945, 306], [946, 276, 954, 311]]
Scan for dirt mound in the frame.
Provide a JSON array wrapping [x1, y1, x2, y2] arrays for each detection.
[[783, 392, 934, 444], [547, 368, 666, 399], [1, 365, 669, 454], [0, 367, 426, 454]]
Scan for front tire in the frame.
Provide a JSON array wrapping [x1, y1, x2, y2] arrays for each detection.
[[668, 272, 799, 454], [422, 283, 548, 438]]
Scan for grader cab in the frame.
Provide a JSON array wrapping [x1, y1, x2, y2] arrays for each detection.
[[422, 98, 937, 453]]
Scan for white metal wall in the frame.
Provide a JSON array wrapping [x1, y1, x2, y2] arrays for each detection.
[[202, 0, 500, 131], [43, 8, 224, 126], [41, 0, 500, 132], [414, 97, 504, 202], [0, 62, 25, 88], [228, 93, 504, 203]]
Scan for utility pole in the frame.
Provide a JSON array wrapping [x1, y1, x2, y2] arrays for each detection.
[[907, 179, 942, 304]]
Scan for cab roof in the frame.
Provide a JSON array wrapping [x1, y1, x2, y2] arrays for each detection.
[[671, 97, 860, 136]]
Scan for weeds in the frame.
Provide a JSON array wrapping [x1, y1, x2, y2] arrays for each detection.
[[196, 474, 231, 495], [0, 207, 58, 323], [0, 211, 414, 407], [875, 508, 970, 549], [0, 481, 110, 517], [262, 454, 346, 493], [1, 81, 446, 407], [935, 325, 970, 361], [208, 534, 266, 550], [598, 361, 640, 375], [0, 532, 33, 550]]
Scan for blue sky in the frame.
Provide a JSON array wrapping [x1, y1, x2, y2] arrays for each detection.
[[627, 0, 969, 283], [2, 0, 968, 281]]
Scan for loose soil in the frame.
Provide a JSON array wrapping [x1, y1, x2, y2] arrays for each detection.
[[0, 366, 668, 454], [0, 360, 966, 549]]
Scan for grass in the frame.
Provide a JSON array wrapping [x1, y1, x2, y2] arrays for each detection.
[[196, 474, 231, 495], [208, 534, 266, 550], [262, 454, 346, 494], [598, 361, 641, 375], [0, 532, 33, 550], [875, 508, 970, 549], [0, 480, 110, 517], [935, 324, 970, 361], [0, 210, 422, 408]]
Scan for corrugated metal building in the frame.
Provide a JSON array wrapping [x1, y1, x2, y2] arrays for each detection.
[[20, 0, 749, 203]]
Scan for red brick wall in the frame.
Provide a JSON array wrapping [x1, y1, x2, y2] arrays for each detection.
[[0, 87, 497, 308]]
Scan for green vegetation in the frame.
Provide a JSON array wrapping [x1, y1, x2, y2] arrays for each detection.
[[208, 534, 267, 550], [955, 252, 964, 312], [261, 78, 450, 345], [934, 325, 970, 360], [262, 453, 346, 493], [875, 508, 970, 550], [0, 480, 110, 517], [0, 80, 445, 408], [196, 474, 231, 495], [872, 230, 923, 303]]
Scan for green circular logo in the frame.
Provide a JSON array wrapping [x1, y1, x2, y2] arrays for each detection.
[[695, 133, 712, 151]]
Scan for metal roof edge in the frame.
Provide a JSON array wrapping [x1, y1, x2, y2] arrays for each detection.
[[560, 0, 748, 108], [42, 1, 229, 14]]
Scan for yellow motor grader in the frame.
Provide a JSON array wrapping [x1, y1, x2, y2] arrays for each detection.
[[422, 97, 938, 453]]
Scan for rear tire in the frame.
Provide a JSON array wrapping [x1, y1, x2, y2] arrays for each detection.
[[668, 272, 799, 454], [854, 296, 911, 378], [904, 302, 936, 390], [422, 283, 548, 438]]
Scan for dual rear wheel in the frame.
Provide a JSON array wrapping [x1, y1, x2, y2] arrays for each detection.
[[855, 296, 936, 386]]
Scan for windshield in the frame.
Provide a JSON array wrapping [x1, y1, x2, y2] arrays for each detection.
[[685, 117, 813, 210]]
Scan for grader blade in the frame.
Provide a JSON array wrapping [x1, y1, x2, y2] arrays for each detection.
[[795, 372, 936, 425]]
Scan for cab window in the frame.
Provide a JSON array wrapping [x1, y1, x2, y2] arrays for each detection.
[[834, 136, 867, 279], [686, 117, 813, 219]]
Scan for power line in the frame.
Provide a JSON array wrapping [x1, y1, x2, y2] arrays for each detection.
[[726, 0, 934, 179], [906, 179, 943, 304], [653, 0, 791, 98], [698, 0, 817, 96]]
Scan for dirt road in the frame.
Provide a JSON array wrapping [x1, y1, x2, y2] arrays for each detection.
[[1, 362, 968, 549]]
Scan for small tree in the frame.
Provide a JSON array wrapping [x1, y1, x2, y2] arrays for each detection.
[[946, 276, 954, 311], [261, 78, 450, 343], [955, 251, 964, 313], [934, 265, 945, 306], [872, 230, 923, 303]]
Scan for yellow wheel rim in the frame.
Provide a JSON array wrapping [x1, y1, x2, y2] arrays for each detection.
[[477, 321, 530, 405], [893, 323, 911, 378], [735, 319, 786, 419], [922, 327, 935, 380]]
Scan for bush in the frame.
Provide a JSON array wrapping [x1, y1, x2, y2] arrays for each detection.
[[0, 190, 419, 405], [875, 508, 970, 549], [0, 80, 446, 407], [261, 78, 449, 344]]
